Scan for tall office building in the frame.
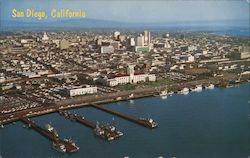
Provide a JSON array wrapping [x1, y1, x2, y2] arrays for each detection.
[[136, 35, 144, 46], [129, 38, 135, 46], [144, 30, 150, 46]]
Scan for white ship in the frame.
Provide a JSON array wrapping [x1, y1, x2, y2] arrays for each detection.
[[205, 84, 215, 90], [191, 85, 203, 92], [179, 88, 189, 95], [159, 90, 168, 96], [159, 90, 168, 99], [168, 91, 174, 96]]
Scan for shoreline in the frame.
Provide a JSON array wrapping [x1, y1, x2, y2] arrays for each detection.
[[0, 76, 248, 126]]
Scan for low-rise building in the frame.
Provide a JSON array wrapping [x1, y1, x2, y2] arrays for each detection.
[[100, 46, 114, 53], [98, 65, 156, 87], [65, 85, 97, 97]]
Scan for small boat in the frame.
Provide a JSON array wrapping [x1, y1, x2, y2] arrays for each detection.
[[226, 84, 233, 88], [52, 142, 66, 153], [205, 84, 214, 89], [159, 90, 168, 96], [179, 88, 189, 95], [191, 85, 202, 92], [159, 90, 168, 99], [1, 124, 4, 128], [168, 91, 174, 96], [128, 93, 134, 98]]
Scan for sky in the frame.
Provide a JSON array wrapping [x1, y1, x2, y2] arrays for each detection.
[[0, 0, 249, 24]]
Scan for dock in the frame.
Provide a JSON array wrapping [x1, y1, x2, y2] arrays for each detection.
[[20, 117, 79, 153], [58, 110, 95, 129], [90, 103, 158, 129], [58, 110, 123, 141]]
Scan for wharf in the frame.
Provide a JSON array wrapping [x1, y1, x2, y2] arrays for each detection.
[[20, 117, 79, 153], [90, 103, 158, 129], [58, 110, 123, 141], [58, 110, 95, 129]]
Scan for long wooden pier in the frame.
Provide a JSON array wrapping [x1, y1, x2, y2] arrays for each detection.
[[20, 117, 79, 153], [58, 110, 95, 129], [58, 110, 124, 141], [90, 103, 157, 129]]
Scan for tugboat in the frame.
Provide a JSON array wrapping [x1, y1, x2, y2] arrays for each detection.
[[45, 124, 59, 138], [52, 142, 66, 153], [139, 117, 158, 128], [64, 138, 80, 152]]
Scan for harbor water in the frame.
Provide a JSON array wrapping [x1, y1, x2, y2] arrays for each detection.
[[0, 83, 249, 158]]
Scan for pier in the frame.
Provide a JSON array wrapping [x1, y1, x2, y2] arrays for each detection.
[[90, 103, 158, 129], [58, 110, 95, 129], [58, 110, 123, 141], [20, 117, 79, 153]]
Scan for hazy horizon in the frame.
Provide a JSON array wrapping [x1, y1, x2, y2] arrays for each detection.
[[0, 0, 249, 27]]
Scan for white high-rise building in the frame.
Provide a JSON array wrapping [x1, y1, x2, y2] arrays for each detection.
[[129, 38, 135, 46]]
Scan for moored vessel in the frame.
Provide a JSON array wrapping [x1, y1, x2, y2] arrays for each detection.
[[139, 117, 158, 128], [191, 85, 203, 92], [52, 142, 66, 153], [179, 87, 189, 95], [205, 84, 215, 89], [45, 124, 59, 138]]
